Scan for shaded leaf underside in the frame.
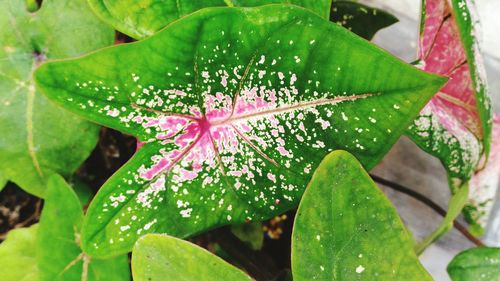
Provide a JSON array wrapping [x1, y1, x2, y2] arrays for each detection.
[[330, 0, 398, 40], [36, 5, 445, 257]]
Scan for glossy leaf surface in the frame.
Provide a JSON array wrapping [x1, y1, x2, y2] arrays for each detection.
[[37, 175, 130, 281], [331, 1, 398, 40], [0, 0, 113, 197], [0, 225, 39, 281], [407, 0, 492, 183], [36, 5, 445, 257], [448, 247, 500, 281], [292, 151, 433, 280], [132, 234, 251, 281], [88, 0, 332, 39]]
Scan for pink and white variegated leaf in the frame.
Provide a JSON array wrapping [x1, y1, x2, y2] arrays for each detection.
[[35, 5, 445, 257], [407, 0, 492, 183], [464, 115, 500, 234]]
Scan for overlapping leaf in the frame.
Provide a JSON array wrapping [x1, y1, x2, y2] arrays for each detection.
[[132, 234, 251, 281], [406, 0, 492, 184], [0, 0, 114, 197], [331, 0, 398, 40], [37, 175, 130, 281], [448, 247, 500, 281], [36, 5, 445, 257], [0, 225, 39, 281], [87, 0, 332, 40], [292, 151, 433, 280]]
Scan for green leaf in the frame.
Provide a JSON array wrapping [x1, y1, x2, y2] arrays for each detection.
[[87, 0, 332, 39], [448, 247, 500, 281], [414, 183, 469, 254], [331, 1, 398, 40], [0, 174, 6, 191], [35, 5, 446, 257], [231, 222, 264, 250], [132, 234, 251, 281], [0, 0, 114, 197], [0, 224, 39, 281], [292, 151, 433, 280], [37, 175, 130, 281]]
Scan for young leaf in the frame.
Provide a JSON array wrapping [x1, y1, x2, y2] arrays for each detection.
[[448, 247, 500, 281], [406, 0, 492, 183], [132, 234, 252, 281], [88, 0, 332, 40], [0, 0, 114, 197], [331, 1, 398, 40], [464, 115, 500, 234], [36, 5, 446, 257], [414, 183, 469, 254], [0, 224, 39, 281], [37, 175, 130, 281], [292, 151, 433, 280]]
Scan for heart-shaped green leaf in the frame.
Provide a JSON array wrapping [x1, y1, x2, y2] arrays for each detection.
[[406, 0, 492, 185], [37, 175, 130, 281], [292, 151, 433, 280], [132, 234, 251, 281], [0, 0, 114, 197], [448, 247, 500, 281], [35, 5, 445, 257], [88, 0, 331, 40], [331, 1, 398, 40], [0, 224, 39, 281]]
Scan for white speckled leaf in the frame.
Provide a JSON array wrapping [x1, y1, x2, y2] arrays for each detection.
[[35, 5, 445, 257], [88, 0, 331, 39], [0, 0, 114, 197], [292, 151, 433, 280]]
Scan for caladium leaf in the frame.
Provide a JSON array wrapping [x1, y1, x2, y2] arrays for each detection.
[[36, 5, 446, 257], [464, 115, 500, 235], [448, 247, 500, 281], [37, 174, 130, 281], [132, 234, 252, 281], [406, 0, 492, 184], [0, 225, 39, 281], [331, 0, 398, 40], [87, 0, 332, 40], [0, 0, 114, 197], [292, 151, 433, 280]]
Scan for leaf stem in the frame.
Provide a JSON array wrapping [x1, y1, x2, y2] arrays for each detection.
[[370, 174, 485, 249]]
